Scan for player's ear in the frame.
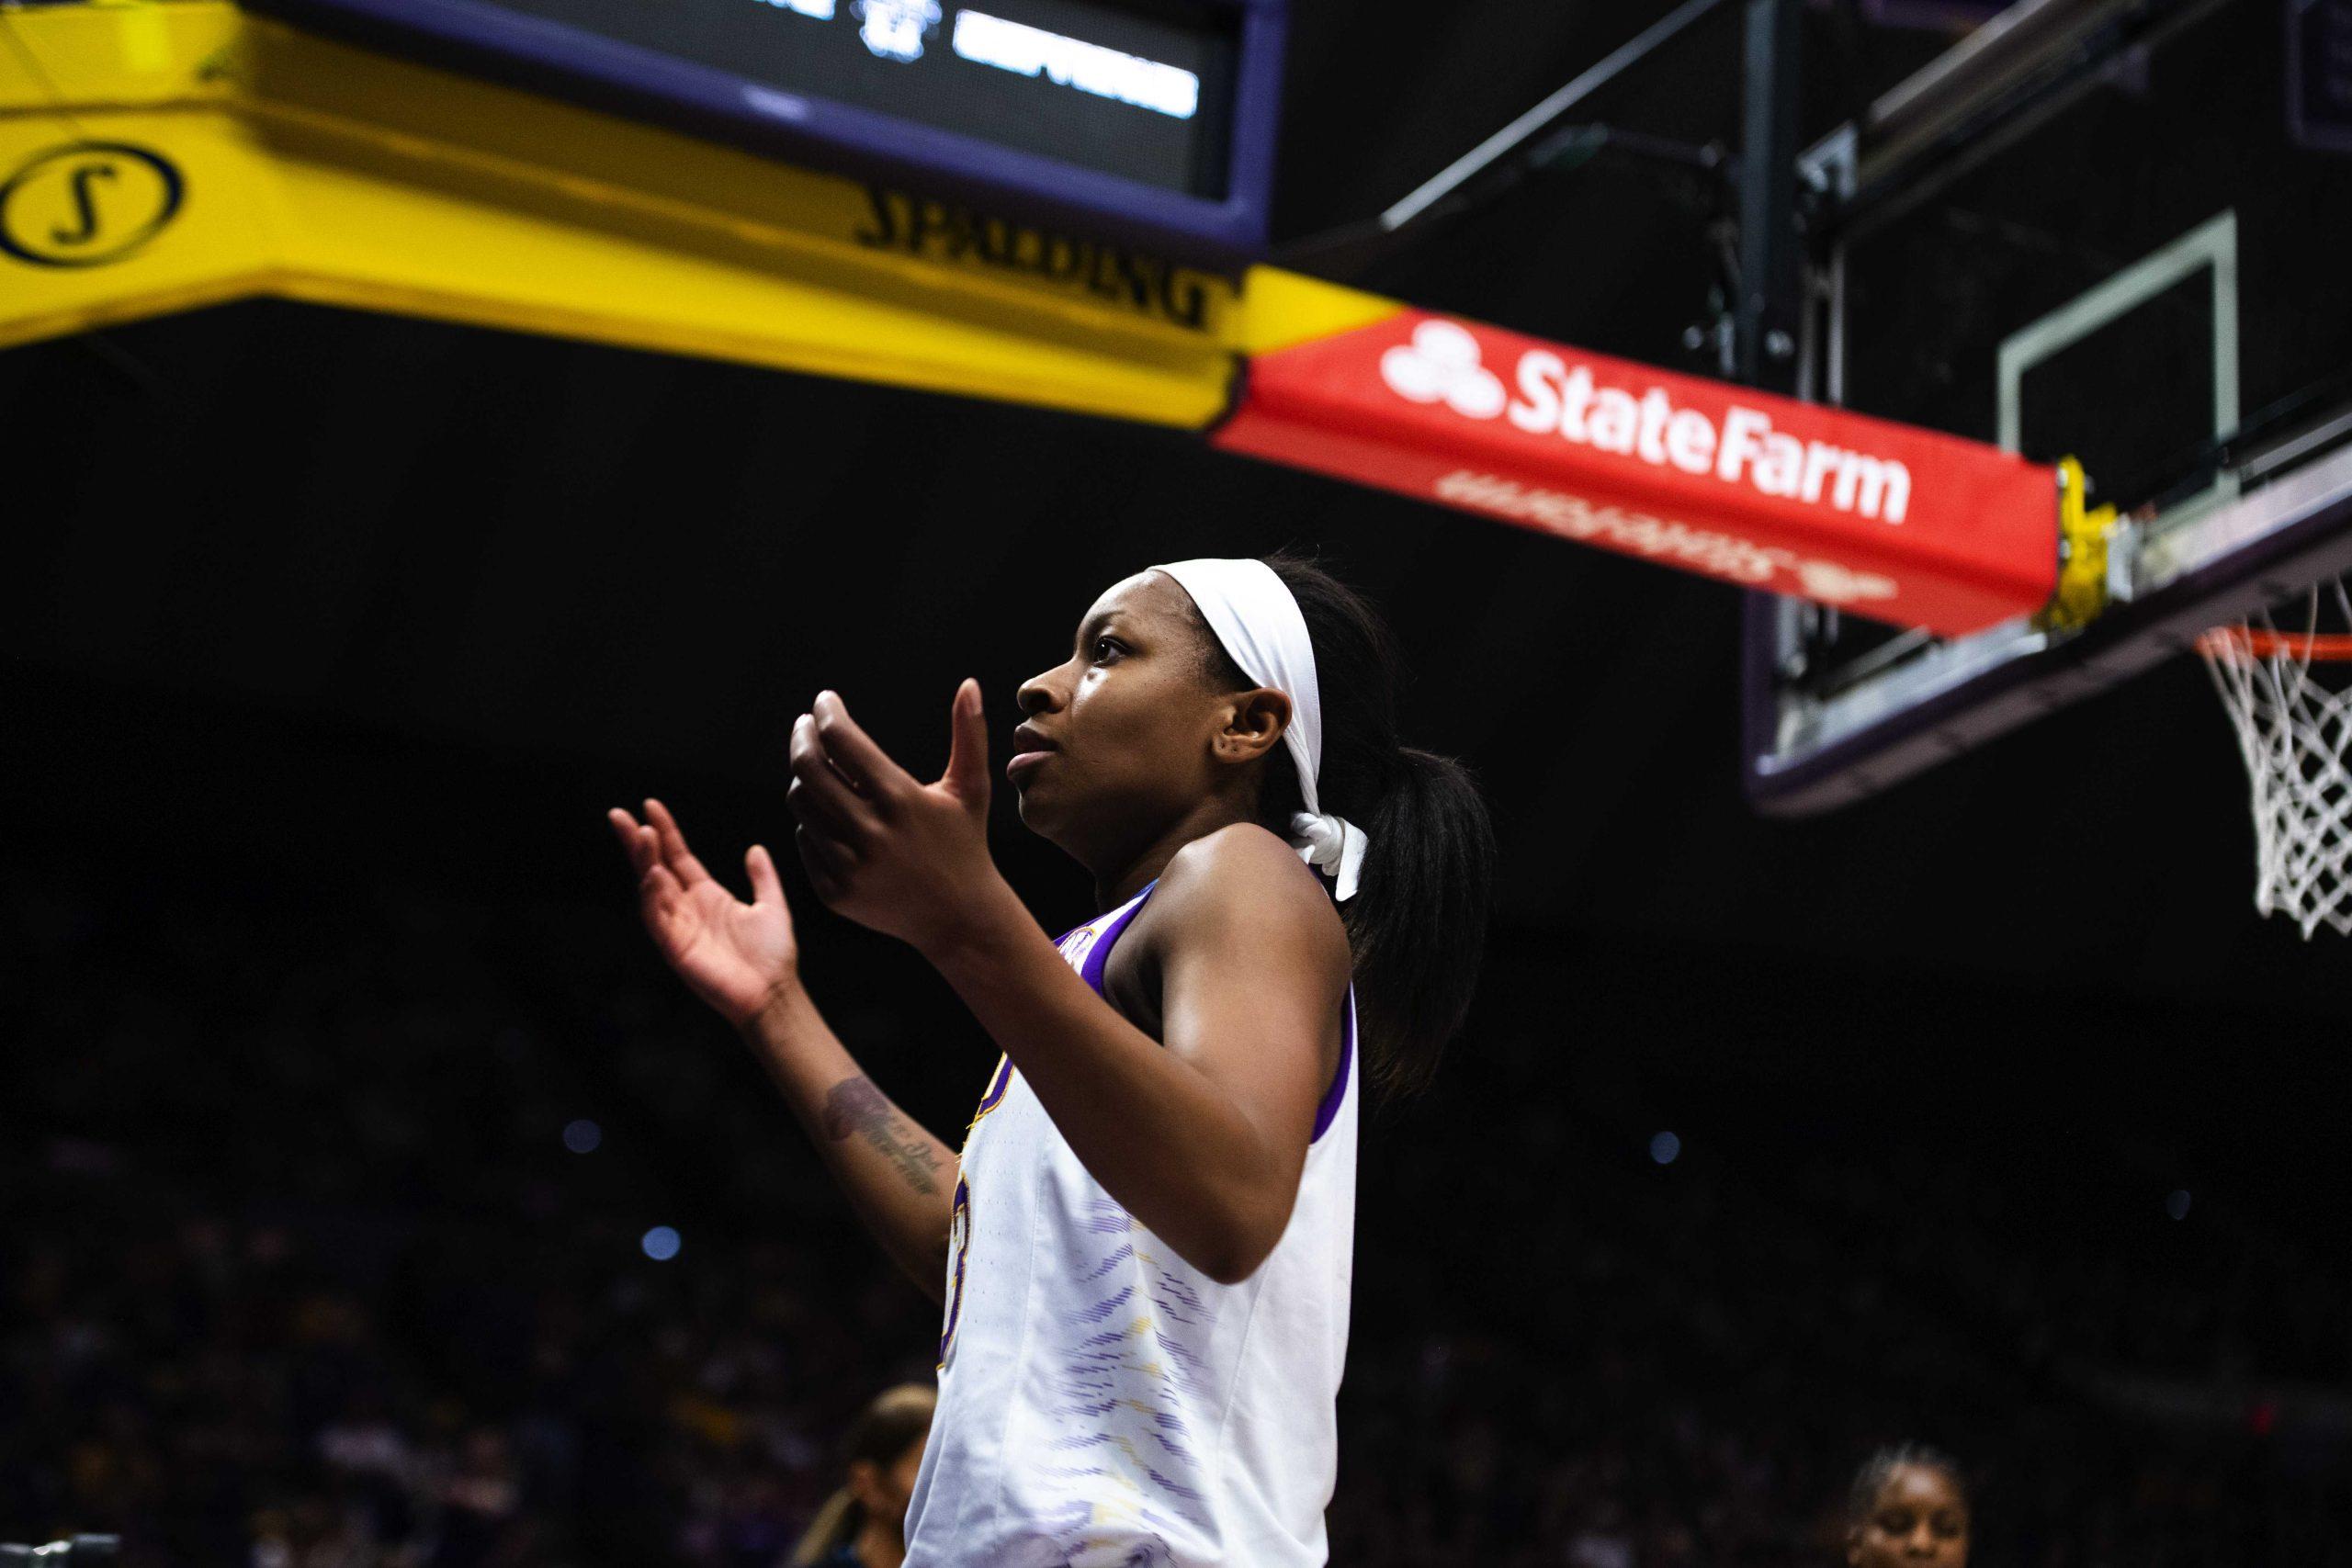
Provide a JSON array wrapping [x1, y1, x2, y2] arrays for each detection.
[[1213, 687, 1290, 766]]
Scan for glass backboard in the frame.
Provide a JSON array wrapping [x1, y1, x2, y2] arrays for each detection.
[[1744, 0, 2352, 812]]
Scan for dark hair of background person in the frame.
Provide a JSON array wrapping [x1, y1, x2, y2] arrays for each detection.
[[1844, 1440, 1973, 1568], [1846, 1442, 1969, 1522], [786, 1383, 938, 1567], [1186, 550, 1498, 1102]]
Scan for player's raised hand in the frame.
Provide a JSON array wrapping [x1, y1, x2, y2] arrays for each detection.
[[608, 797, 799, 1027], [788, 681, 1002, 953]]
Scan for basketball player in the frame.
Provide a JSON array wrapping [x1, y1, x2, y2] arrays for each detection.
[[1844, 1444, 1971, 1568], [789, 1383, 937, 1568], [610, 554, 1493, 1567]]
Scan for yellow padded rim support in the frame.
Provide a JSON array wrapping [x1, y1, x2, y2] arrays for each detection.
[[2037, 457, 2117, 632]]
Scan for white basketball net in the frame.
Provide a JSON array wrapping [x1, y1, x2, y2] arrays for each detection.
[[2198, 580, 2352, 938]]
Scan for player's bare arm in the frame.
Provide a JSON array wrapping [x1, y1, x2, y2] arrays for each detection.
[[608, 796, 956, 1300]]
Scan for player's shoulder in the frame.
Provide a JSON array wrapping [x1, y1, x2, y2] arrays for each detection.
[[1162, 820, 1309, 894], [1152, 824, 1346, 948]]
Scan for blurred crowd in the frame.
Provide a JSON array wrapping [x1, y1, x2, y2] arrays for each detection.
[[5, 880, 2346, 1566]]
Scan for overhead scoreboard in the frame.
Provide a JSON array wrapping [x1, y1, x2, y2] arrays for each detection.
[[249, 0, 1285, 259]]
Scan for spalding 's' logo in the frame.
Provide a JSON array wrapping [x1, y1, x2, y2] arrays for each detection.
[[0, 141, 184, 268]]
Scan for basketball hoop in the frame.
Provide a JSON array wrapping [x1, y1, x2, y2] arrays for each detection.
[[2197, 579, 2352, 937]]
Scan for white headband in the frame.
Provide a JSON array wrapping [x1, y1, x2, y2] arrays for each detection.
[[1153, 558, 1370, 901]]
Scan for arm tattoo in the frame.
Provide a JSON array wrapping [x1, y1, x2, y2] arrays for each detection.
[[821, 1077, 943, 1196]]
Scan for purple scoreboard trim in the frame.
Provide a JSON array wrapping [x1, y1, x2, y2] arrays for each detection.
[[248, 0, 1285, 265]]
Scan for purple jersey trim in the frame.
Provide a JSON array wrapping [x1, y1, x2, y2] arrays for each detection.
[[1309, 990, 1354, 1145], [971, 1055, 1014, 1122], [1080, 883, 1352, 1143], [1079, 883, 1159, 993]]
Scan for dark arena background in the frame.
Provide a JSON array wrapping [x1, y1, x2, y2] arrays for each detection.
[[6, 0, 2352, 1563]]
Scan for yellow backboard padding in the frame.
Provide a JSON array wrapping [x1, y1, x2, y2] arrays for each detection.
[[1229, 266, 1403, 355], [0, 110, 277, 339], [0, 2, 1261, 427], [0, 0, 244, 111]]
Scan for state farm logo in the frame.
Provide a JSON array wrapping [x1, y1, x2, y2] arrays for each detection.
[[1381, 320, 1506, 419], [1380, 317, 1912, 525]]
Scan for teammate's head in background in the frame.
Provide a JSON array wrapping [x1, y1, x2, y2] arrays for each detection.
[[1845, 1443, 1970, 1568], [1011, 549, 1494, 1099], [788, 1382, 935, 1568]]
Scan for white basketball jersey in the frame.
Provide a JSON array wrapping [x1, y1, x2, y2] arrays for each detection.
[[902, 881, 1359, 1568]]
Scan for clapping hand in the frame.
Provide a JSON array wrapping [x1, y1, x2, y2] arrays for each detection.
[[608, 798, 798, 1028], [787, 682, 1001, 955]]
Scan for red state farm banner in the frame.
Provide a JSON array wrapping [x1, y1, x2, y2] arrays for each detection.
[[1214, 311, 2059, 636]]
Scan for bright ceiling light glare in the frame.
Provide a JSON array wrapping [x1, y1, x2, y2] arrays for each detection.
[[2166, 1189, 2192, 1221], [951, 12, 1200, 119], [562, 1118, 603, 1154], [641, 1225, 683, 1261], [1649, 1131, 1681, 1166]]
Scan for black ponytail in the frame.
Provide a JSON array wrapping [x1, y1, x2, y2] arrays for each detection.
[[1195, 550, 1496, 1100]]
